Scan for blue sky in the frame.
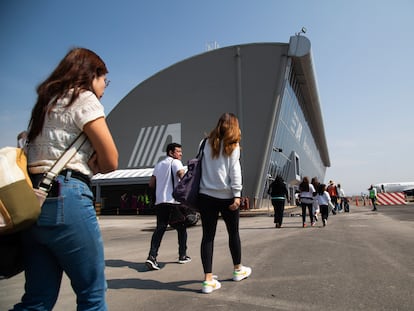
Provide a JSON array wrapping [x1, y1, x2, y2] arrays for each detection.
[[1, 0, 413, 195]]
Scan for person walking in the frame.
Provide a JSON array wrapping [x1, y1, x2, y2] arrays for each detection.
[[146, 143, 191, 270], [368, 185, 378, 211], [198, 113, 252, 294], [316, 184, 331, 227], [327, 180, 339, 214], [299, 176, 316, 227], [268, 175, 289, 228], [311, 177, 320, 221], [13, 48, 118, 311], [337, 184, 347, 212], [17, 131, 28, 148]]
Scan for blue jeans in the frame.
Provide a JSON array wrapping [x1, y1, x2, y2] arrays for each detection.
[[13, 175, 107, 311]]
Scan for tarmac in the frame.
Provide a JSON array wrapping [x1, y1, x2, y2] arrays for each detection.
[[1, 203, 414, 310]]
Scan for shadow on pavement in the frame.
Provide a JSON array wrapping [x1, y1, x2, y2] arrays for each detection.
[[107, 277, 200, 293]]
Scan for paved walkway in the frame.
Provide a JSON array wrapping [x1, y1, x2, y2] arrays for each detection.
[[1, 204, 414, 310]]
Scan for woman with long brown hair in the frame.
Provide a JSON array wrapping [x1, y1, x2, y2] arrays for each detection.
[[299, 176, 316, 227], [12, 48, 118, 310], [198, 113, 251, 294]]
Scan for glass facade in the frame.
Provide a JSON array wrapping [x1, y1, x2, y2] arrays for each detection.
[[266, 60, 326, 197]]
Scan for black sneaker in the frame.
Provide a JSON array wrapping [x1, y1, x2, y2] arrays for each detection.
[[146, 256, 160, 270], [178, 255, 192, 264]]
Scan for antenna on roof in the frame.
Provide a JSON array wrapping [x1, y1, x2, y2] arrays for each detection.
[[295, 27, 307, 36], [206, 41, 220, 51]]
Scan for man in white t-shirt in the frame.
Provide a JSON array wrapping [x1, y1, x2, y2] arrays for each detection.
[[145, 143, 191, 270]]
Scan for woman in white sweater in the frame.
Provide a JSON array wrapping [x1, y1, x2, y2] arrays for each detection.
[[316, 183, 331, 227], [198, 113, 251, 294]]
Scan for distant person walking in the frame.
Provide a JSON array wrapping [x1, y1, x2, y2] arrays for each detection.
[[327, 180, 339, 214], [316, 184, 331, 226], [268, 175, 289, 228], [198, 113, 251, 294], [337, 183, 346, 212], [299, 176, 316, 227], [146, 143, 191, 271], [17, 131, 28, 148], [311, 177, 320, 221], [368, 185, 378, 211]]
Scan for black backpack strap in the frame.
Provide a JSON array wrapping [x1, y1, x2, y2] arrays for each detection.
[[196, 138, 207, 159], [170, 160, 175, 189]]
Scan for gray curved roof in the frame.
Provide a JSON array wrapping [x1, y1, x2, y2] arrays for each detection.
[[105, 36, 330, 200]]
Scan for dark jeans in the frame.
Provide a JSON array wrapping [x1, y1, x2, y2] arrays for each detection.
[[339, 197, 345, 211], [320, 204, 329, 221], [271, 199, 285, 225], [301, 202, 314, 224], [371, 198, 377, 210], [331, 196, 338, 214], [149, 204, 187, 258], [198, 194, 241, 274]]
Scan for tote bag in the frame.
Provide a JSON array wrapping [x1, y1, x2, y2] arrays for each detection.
[[0, 147, 41, 279], [172, 138, 207, 210], [168, 204, 199, 228], [0, 147, 41, 235]]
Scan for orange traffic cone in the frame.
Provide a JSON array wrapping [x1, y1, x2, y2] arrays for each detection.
[[355, 196, 359, 206]]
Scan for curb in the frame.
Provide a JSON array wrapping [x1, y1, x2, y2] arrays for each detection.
[[240, 205, 300, 217]]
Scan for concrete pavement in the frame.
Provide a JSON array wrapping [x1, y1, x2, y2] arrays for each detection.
[[1, 203, 414, 310]]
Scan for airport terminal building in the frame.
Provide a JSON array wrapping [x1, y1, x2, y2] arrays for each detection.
[[92, 34, 330, 213]]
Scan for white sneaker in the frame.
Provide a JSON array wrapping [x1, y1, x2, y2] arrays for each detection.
[[202, 278, 221, 294], [233, 265, 252, 281]]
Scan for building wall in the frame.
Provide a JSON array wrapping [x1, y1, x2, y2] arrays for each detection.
[[106, 37, 329, 208], [265, 58, 327, 203]]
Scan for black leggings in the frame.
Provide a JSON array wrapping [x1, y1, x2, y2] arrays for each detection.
[[198, 194, 241, 274]]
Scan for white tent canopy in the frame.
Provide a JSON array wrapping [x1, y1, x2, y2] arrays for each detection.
[[92, 168, 154, 186]]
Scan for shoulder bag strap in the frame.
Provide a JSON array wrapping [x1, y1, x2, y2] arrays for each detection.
[[196, 138, 207, 159], [170, 161, 175, 189], [38, 133, 88, 192]]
